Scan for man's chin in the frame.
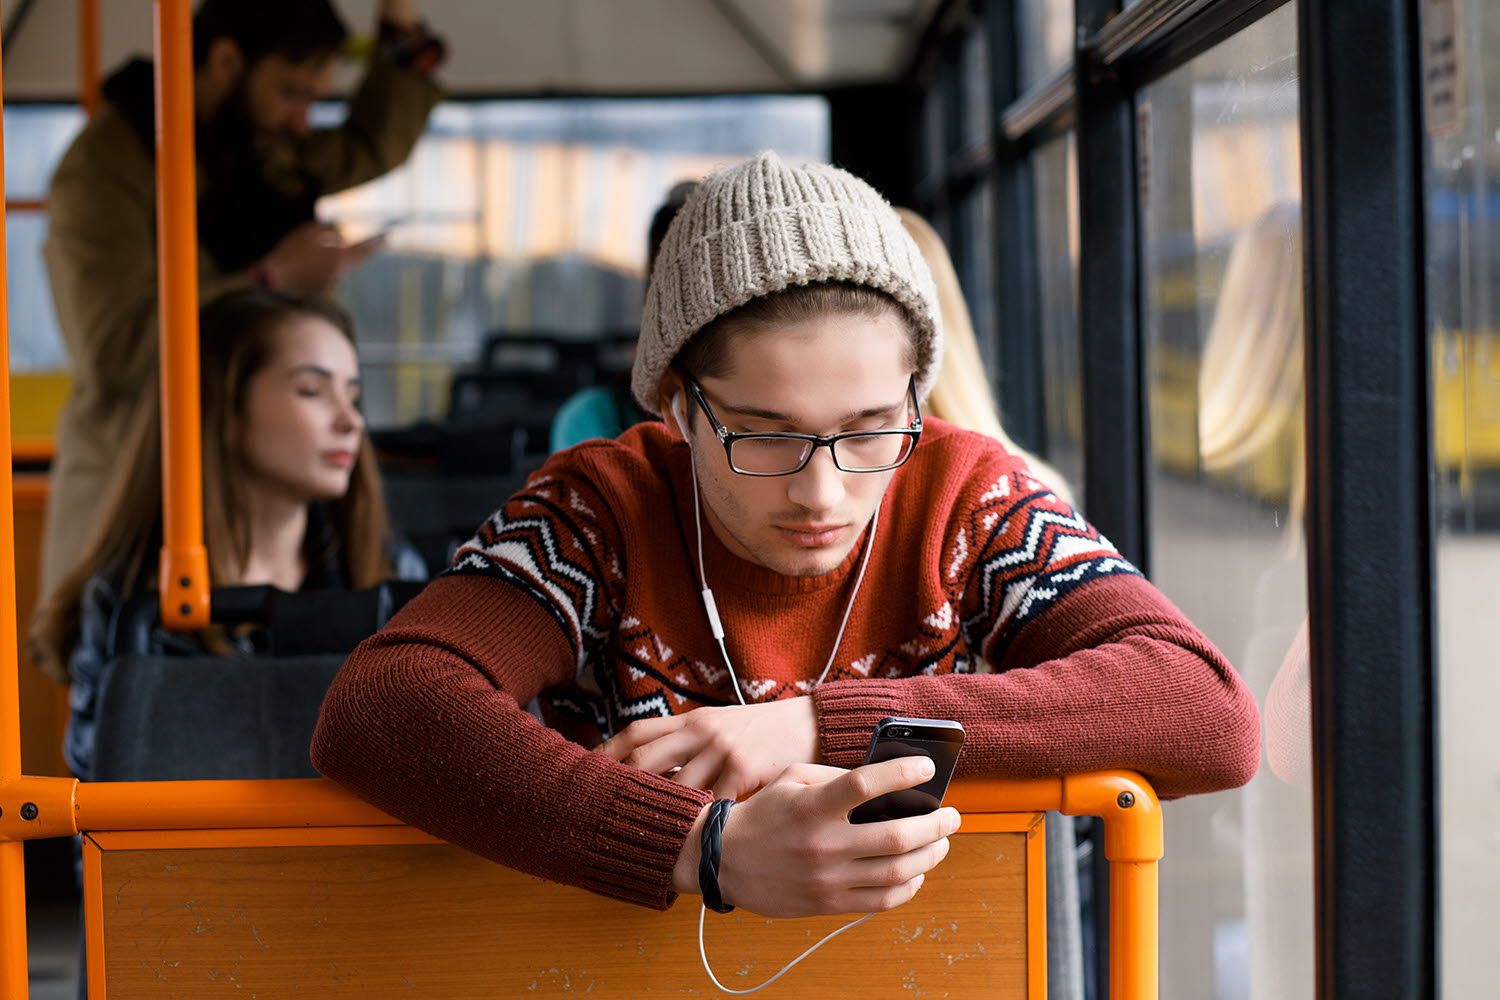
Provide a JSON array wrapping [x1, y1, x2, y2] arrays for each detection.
[[760, 540, 858, 578]]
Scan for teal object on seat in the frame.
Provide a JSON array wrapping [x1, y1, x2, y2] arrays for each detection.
[[550, 386, 626, 452]]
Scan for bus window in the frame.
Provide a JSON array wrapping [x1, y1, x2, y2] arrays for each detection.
[[1034, 132, 1083, 499], [1424, 1, 1500, 994], [310, 96, 828, 430], [1017, 0, 1073, 92], [1136, 4, 1307, 999], [4, 105, 85, 375]]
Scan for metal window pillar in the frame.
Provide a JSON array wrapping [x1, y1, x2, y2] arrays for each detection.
[[1074, 2, 1146, 996], [1074, 0, 1147, 568], [1298, 1, 1437, 997], [987, 0, 1046, 455]]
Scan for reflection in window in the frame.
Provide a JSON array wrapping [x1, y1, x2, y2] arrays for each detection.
[[1017, 0, 1075, 92], [1424, 1, 1500, 994], [1033, 133, 1083, 499], [316, 97, 828, 427], [1137, 5, 1306, 999]]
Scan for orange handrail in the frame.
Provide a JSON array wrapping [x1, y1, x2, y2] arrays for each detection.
[[80, 0, 101, 116], [0, 771, 1163, 999], [0, 24, 29, 1000], [153, 0, 209, 632]]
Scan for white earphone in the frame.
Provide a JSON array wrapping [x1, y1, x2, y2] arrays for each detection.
[[672, 392, 692, 442], [672, 381, 883, 993], [672, 384, 878, 705]]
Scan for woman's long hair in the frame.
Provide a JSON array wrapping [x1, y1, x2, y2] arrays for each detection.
[[31, 289, 395, 681], [896, 208, 1076, 506]]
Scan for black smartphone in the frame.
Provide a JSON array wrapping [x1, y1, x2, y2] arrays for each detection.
[[847, 717, 965, 824]]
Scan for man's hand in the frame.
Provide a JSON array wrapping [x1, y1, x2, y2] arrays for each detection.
[[671, 757, 961, 918], [257, 222, 384, 295], [601, 698, 818, 800], [379, 0, 419, 29]]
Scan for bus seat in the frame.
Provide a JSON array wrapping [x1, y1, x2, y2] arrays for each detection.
[[89, 583, 424, 782], [481, 331, 599, 385], [382, 470, 529, 575], [90, 654, 344, 781], [82, 810, 1047, 998], [447, 370, 582, 430]]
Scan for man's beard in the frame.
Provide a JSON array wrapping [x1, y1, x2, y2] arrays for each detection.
[[201, 77, 266, 156]]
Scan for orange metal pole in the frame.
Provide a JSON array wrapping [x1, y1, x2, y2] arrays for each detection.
[[1060, 771, 1163, 1000], [0, 23, 33, 999], [1110, 860, 1160, 1000], [79, 0, 101, 116], [153, 0, 210, 631]]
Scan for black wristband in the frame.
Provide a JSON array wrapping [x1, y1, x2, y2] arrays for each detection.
[[698, 798, 735, 914]]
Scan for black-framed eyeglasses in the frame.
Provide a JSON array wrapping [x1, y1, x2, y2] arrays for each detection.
[[685, 375, 923, 477]]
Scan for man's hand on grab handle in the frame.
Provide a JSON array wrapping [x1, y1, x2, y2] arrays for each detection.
[[672, 757, 961, 918], [255, 222, 385, 296]]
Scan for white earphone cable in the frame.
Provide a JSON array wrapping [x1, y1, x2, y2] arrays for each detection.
[[676, 395, 879, 994], [697, 906, 876, 995]]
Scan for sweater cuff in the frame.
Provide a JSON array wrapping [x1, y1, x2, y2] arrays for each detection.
[[813, 679, 907, 768], [584, 769, 712, 910]]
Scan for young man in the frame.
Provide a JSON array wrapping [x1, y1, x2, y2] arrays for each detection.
[[41, 0, 444, 590], [313, 152, 1260, 918]]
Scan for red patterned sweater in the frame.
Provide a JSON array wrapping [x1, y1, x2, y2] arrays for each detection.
[[312, 419, 1260, 909]]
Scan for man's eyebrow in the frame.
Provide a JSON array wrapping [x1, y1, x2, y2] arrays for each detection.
[[714, 396, 905, 426]]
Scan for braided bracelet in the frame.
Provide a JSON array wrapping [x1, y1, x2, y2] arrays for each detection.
[[698, 798, 736, 914]]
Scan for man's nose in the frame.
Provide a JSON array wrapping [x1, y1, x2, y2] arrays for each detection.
[[785, 446, 846, 511]]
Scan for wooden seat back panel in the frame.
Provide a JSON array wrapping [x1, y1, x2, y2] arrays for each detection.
[[87, 818, 1043, 998]]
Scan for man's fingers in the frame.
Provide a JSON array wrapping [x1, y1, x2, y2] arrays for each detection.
[[837, 874, 927, 914], [844, 836, 951, 888], [777, 762, 848, 787], [843, 806, 961, 859], [342, 232, 386, 265], [816, 756, 935, 817], [672, 751, 725, 793], [623, 729, 704, 775], [599, 715, 685, 760]]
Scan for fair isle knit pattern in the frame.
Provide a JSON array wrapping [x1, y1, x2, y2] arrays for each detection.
[[314, 418, 1261, 911], [632, 151, 943, 414], [447, 421, 1140, 744]]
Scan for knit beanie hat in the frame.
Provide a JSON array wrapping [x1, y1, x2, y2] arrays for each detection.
[[632, 151, 943, 414]]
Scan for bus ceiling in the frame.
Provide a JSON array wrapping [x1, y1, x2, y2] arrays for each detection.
[[0, 0, 946, 100]]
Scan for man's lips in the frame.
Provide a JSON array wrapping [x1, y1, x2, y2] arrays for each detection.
[[775, 523, 848, 547]]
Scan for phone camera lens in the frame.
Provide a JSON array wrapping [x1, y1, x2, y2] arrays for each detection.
[[892, 727, 910, 737]]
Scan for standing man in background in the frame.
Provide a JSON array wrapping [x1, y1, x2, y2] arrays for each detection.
[[41, 0, 446, 590]]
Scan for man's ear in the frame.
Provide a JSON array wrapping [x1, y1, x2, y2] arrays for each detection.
[[657, 372, 688, 439]]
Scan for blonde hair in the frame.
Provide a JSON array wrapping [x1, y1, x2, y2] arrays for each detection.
[[897, 208, 1076, 506], [1197, 202, 1305, 524]]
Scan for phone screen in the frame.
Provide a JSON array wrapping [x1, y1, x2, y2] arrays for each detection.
[[848, 720, 964, 824]]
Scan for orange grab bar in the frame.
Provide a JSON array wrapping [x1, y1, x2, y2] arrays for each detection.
[[0, 22, 30, 1000], [154, 0, 209, 632], [80, 0, 101, 116], [0, 771, 1162, 999]]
